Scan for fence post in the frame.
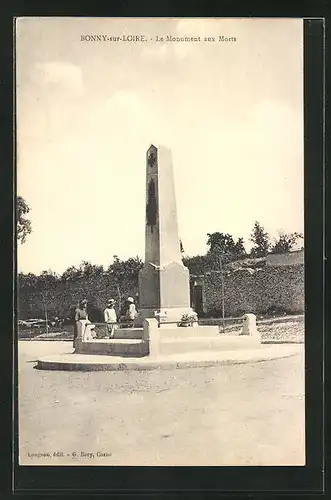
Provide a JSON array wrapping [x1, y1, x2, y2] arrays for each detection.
[[241, 313, 260, 341], [218, 255, 226, 333], [41, 294, 49, 335]]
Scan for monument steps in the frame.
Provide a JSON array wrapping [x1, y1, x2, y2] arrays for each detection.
[[75, 320, 260, 359], [157, 325, 220, 338], [158, 335, 261, 356], [92, 338, 142, 344], [77, 338, 148, 357], [110, 328, 143, 340]]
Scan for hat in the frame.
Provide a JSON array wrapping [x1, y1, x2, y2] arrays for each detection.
[[107, 298, 115, 305], [127, 297, 134, 303]]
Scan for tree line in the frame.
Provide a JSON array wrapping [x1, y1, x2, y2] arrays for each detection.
[[181, 222, 303, 276], [17, 196, 303, 288]]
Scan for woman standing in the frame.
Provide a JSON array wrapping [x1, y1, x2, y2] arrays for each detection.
[[126, 297, 137, 321]]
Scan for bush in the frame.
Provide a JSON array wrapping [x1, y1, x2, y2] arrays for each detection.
[[87, 305, 103, 323], [266, 305, 290, 316]]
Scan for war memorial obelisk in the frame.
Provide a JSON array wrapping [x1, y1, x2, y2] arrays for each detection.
[[36, 144, 262, 370], [134, 145, 197, 327]]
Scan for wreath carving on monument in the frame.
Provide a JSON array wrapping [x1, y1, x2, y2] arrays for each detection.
[[147, 150, 156, 168]]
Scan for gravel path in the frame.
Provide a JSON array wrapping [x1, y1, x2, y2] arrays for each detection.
[[219, 321, 304, 343], [18, 342, 305, 466]]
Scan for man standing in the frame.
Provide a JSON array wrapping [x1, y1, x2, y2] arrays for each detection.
[[104, 299, 117, 338]]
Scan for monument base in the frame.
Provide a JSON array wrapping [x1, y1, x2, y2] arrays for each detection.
[[35, 314, 268, 370], [134, 307, 197, 328], [36, 344, 302, 372]]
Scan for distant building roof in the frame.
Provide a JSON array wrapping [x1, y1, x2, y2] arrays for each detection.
[[189, 249, 304, 278], [266, 249, 304, 267]]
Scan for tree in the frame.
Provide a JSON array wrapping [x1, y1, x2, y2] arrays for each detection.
[[39, 269, 59, 285], [39, 270, 59, 329], [18, 272, 39, 319], [250, 221, 270, 257], [18, 272, 39, 290], [108, 255, 143, 279], [60, 262, 104, 281], [61, 265, 82, 281], [17, 196, 32, 244], [79, 261, 104, 277], [233, 237, 247, 260], [206, 233, 234, 331], [107, 255, 143, 310], [207, 232, 236, 254], [206, 232, 246, 266], [183, 254, 212, 275], [270, 231, 304, 254]]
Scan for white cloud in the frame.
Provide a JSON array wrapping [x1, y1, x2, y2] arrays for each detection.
[[141, 44, 168, 61], [176, 19, 219, 38], [17, 19, 304, 273], [34, 61, 84, 94], [105, 90, 144, 132], [173, 43, 190, 60], [106, 91, 142, 111], [251, 99, 302, 152], [105, 91, 153, 143]]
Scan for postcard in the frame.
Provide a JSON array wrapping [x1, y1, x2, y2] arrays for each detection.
[[16, 17, 305, 467]]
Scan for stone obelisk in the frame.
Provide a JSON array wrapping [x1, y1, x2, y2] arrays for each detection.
[[134, 144, 196, 327]]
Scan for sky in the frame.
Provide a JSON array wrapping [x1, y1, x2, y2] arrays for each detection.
[[16, 18, 304, 275]]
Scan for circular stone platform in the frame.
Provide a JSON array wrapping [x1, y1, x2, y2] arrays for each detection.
[[36, 344, 303, 371]]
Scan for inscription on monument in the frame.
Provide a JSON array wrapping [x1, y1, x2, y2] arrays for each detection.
[[146, 178, 157, 233]]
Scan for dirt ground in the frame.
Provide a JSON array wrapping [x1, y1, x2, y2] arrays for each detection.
[[18, 341, 305, 466]]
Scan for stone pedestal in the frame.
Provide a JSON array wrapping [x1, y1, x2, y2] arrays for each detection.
[[73, 320, 96, 350], [143, 318, 159, 357], [240, 313, 260, 341], [135, 261, 196, 327], [134, 145, 197, 327]]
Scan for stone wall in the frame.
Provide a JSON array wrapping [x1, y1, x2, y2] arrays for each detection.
[[18, 275, 139, 321], [204, 264, 304, 317], [18, 264, 304, 320]]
